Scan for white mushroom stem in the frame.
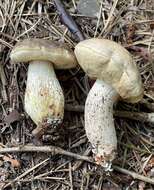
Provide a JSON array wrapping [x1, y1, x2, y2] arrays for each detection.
[[85, 79, 119, 169], [25, 61, 64, 137]]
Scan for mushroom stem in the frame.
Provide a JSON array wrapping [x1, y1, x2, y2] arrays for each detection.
[[25, 61, 64, 138], [85, 79, 119, 169]]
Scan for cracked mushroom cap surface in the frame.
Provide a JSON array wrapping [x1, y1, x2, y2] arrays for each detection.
[[75, 38, 143, 103], [10, 38, 77, 69]]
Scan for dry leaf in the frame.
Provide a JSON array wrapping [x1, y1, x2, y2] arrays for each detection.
[[148, 157, 154, 167], [3, 155, 20, 168]]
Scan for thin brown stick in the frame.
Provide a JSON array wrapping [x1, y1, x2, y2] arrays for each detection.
[[65, 104, 84, 112], [1, 145, 154, 185], [65, 104, 154, 123], [113, 166, 154, 185], [54, 0, 85, 41], [114, 110, 154, 123], [0, 145, 93, 163]]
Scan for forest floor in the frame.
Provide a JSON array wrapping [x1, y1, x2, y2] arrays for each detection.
[[0, 0, 154, 189]]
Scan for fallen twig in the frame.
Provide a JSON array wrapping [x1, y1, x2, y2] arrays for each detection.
[[65, 104, 84, 112], [54, 0, 85, 41], [0, 48, 8, 103], [65, 104, 154, 123], [113, 166, 154, 185], [0, 145, 93, 163], [114, 110, 154, 123], [1, 145, 154, 185]]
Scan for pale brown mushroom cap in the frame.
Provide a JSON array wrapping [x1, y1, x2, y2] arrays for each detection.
[[10, 39, 77, 69], [75, 38, 143, 103]]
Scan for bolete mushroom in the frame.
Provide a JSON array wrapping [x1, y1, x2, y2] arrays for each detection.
[[75, 38, 143, 170], [10, 39, 77, 138]]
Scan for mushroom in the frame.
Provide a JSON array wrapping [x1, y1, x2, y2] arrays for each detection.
[[75, 38, 143, 169], [10, 39, 77, 138]]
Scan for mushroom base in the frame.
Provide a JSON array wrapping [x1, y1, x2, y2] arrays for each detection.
[[85, 79, 119, 170], [25, 61, 64, 138]]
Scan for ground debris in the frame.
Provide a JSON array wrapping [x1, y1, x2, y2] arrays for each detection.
[[2, 155, 20, 168], [0, 0, 153, 189]]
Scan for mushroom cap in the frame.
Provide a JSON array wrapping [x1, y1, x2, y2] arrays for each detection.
[[10, 39, 77, 69], [75, 38, 143, 103]]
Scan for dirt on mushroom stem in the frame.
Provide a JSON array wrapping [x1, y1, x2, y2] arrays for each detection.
[[85, 79, 119, 170]]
